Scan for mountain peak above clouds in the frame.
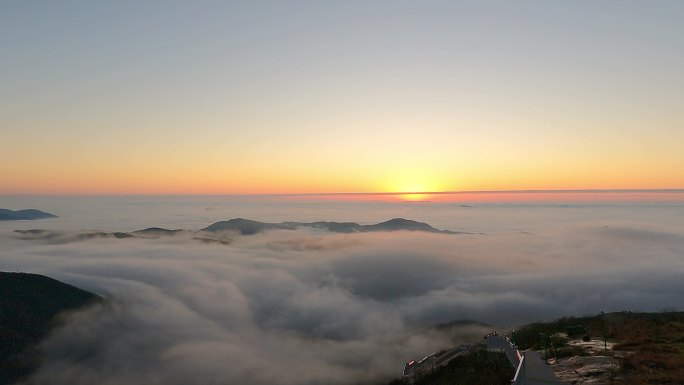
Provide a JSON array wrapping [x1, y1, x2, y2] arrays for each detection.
[[0, 209, 57, 221], [202, 218, 459, 235]]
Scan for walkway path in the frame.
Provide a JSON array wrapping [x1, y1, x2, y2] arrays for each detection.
[[521, 350, 565, 385]]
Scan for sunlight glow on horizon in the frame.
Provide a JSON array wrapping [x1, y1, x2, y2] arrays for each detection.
[[4, 189, 683, 205]]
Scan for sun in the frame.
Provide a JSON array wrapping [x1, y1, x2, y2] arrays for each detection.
[[383, 173, 446, 201], [400, 193, 432, 202], [388, 176, 443, 194]]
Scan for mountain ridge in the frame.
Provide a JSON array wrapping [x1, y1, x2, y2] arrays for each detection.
[[0, 209, 57, 221], [11, 218, 463, 245], [202, 217, 460, 235]]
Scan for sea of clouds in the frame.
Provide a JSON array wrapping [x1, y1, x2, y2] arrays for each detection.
[[1, 200, 683, 385]]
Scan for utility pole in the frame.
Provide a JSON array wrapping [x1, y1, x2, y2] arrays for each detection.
[[601, 311, 607, 351]]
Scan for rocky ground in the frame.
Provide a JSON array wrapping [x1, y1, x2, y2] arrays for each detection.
[[514, 312, 684, 385], [549, 336, 623, 384]]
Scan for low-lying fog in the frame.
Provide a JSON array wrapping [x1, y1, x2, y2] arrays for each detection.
[[1, 197, 683, 385]]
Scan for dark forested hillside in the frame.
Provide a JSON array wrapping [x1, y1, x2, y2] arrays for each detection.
[[0, 272, 99, 385]]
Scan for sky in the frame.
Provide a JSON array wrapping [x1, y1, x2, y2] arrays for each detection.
[[2, 1, 684, 194]]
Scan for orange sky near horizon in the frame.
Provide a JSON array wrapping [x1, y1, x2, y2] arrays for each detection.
[[1, 146, 683, 195]]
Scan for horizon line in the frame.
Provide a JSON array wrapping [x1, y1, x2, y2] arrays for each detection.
[[3, 188, 684, 197], [276, 188, 684, 196]]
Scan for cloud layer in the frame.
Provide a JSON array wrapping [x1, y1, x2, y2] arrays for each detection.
[[1, 213, 683, 385]]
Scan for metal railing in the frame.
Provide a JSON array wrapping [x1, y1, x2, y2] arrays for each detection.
[[512, 355, 525, 385], [487, 334, 525, 385]]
